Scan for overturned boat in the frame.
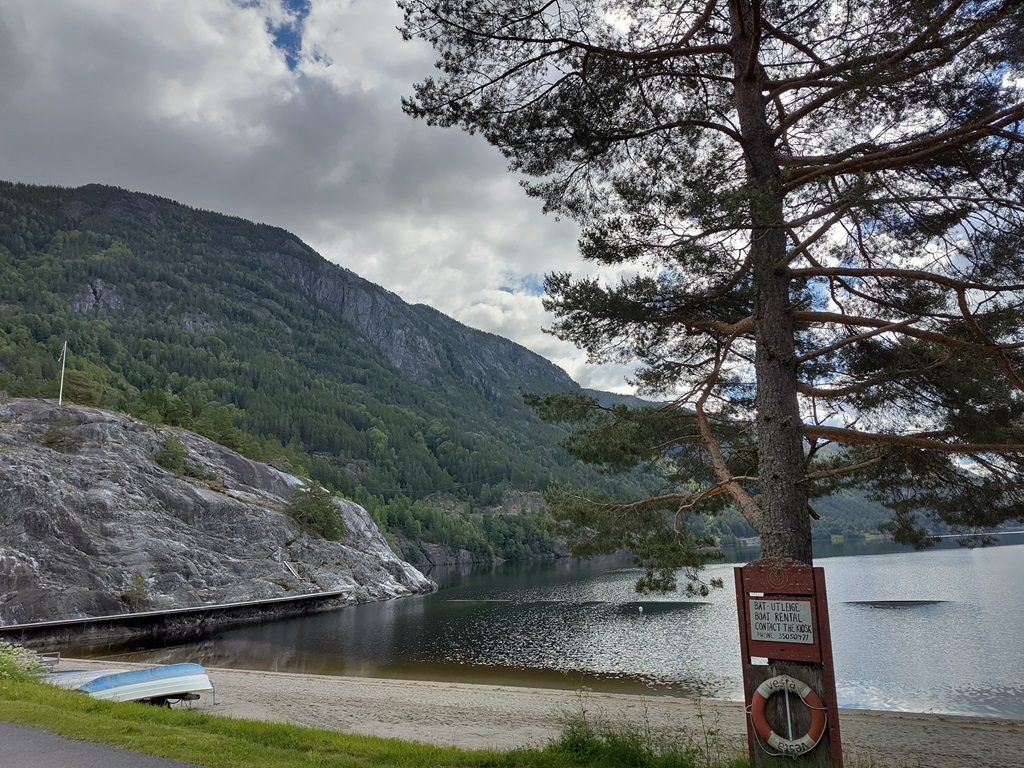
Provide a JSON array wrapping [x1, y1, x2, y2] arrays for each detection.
[[47, 663, 214, 704]]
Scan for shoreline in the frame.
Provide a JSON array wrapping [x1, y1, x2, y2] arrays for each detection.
[[56, 659, 1024, 768]]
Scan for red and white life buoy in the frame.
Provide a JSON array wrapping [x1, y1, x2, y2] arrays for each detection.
[[750, 674, 827, 756]]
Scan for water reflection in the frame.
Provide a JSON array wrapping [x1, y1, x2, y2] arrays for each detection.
[[822, 541, 1024, 719], [76, 536, 1024, 719]]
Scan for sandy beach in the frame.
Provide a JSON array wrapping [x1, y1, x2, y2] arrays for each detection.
[[61, 659, 1023, 768]]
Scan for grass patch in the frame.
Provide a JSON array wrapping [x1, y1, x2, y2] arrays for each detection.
[[554, 697, 747, 768], [0, 678, 747, 768]]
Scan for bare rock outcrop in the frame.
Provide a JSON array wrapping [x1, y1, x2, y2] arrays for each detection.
[[0, 399, 434, 626]]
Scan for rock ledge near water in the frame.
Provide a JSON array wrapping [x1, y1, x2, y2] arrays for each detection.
[[0, 399, 434, 628]]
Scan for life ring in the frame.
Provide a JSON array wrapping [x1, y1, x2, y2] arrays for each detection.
[[750, 674, 827, 756]]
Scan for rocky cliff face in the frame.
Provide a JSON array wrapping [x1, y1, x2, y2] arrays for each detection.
[[259, 246, 577, 398], [0, 399, 434, 626], [60, 183, 578, 400]]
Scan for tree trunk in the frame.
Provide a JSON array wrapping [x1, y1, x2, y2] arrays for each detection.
[[729, 0, 812, 564]]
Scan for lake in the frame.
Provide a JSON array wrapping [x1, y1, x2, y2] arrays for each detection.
[[79, 534, 1024, 719]]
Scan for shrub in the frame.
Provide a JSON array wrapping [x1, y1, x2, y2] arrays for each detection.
[[550, 701, 744, 768], [120, 570, 149, 610], [0, 641, 45, 681], [154, 433, 218, 481], [154, 433, 187, 474], [286, 483, 347, 540]]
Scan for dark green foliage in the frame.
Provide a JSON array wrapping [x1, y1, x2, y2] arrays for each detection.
[[527, 393, 925, 558], [549, 709, 745, 768], [286, 483, 347, 540], [131, 387, 194, 428], [525, 393, 739, 591], [368, 494, 563, 560], [545, 485, 723, 595], [59, 368, 104, 406], [39, 417, 84, 454], [153, 433, 188, 474], [120, 570, 149, 611], [402, 0, 1024, 569], [153, 432, 216, 480]]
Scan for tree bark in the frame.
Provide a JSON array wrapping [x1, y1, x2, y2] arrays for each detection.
[[729, 0, 812, 563]]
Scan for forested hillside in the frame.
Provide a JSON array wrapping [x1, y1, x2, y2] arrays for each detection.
[[0, 181, 659, 562], [0, 181, 902, 563]]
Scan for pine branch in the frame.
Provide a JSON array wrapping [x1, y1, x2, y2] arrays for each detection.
[[803, 424, 1024, 454]]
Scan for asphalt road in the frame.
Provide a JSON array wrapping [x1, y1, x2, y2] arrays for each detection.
[[0, 722, 206, 768]]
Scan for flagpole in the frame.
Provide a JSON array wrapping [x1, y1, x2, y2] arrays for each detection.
[[58, 339, 67, 406]]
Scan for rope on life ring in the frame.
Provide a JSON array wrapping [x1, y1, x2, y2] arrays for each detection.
[[749, 674, 827, 756]]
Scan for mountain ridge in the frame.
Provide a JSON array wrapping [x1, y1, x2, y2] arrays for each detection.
[[0, 180, 650, 561], [64, 181, 576, 394]]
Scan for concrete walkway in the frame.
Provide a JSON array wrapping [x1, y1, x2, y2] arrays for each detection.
[[0, 722, 206, 768]]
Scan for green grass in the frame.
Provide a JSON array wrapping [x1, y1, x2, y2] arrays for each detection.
[[0, 678, 748, 768]]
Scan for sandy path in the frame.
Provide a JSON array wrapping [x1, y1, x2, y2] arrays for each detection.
[[62, 660, 1024, 768]]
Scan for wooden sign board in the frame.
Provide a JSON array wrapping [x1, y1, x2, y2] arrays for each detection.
[[735, 559, 843, 767], [750, 598, 814, 644]]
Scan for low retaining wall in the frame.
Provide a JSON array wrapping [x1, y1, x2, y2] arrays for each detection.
[[0, 590, 354, 650]]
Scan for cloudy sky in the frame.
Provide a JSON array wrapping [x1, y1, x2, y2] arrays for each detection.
[[0, 0, 636, 392]]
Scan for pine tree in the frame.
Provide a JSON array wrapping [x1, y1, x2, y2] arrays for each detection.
[[401, 1, 1024, 578]]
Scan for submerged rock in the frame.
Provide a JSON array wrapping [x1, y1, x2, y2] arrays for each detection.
[[0, 399, 434, 627]]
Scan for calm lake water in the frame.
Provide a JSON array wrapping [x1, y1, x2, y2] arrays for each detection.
[[81, 534, 1024, 719]]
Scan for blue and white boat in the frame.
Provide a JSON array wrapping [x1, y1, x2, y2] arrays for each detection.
[[47, 663, 214, 703]]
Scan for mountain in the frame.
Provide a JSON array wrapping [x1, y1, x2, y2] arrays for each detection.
[[0, 181, 651, 561], [0, 398, 433, 627]]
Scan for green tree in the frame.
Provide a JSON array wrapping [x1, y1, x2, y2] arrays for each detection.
[[154, 433, 188, 475], [120, 570, 150, 611], [60, 368, 101, 406], [286, 482, 348, 541], [401, 1, 1024, 580]]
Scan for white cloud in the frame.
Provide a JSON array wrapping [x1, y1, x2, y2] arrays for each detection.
[[0, 0, 636, 392]]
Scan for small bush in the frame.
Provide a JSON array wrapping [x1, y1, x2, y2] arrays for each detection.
[[187, 464, 218, 482], [550, 707, 745, 768], [154, 433, 218, 481], [557, 716, 604, 759], [0, 641, 44, 681], [120, 570, 149, 610], [286, 483, 347, 540], [269, 455, 294, 472], [154, 433, 187, 474]]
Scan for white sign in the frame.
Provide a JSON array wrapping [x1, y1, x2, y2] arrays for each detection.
[[749, 599, 814, 644]]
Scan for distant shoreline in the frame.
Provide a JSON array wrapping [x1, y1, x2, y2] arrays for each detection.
[[56, 659, 1024, 768]]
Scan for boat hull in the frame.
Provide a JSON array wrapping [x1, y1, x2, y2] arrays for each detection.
[[48, 663, 213, 703]]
